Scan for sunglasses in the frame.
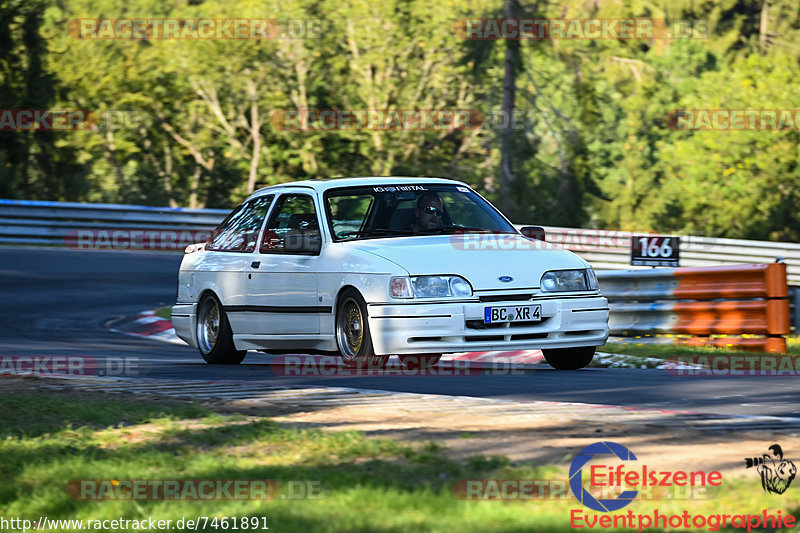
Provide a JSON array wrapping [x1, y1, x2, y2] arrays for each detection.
[[422, 206, 444, 217]]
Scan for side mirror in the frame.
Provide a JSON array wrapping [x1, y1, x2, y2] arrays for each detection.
[[520, 226, 546, 241]]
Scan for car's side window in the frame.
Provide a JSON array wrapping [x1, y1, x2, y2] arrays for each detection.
[[261, 194, 321, 255], [206, 195, 274, 253]]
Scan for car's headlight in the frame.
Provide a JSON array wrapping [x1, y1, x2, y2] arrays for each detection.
[[540, 269, 597, 292], [389, 275, 473, 299]]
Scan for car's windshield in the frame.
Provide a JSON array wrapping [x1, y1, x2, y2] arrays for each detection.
[[325, 184, 517, 241]]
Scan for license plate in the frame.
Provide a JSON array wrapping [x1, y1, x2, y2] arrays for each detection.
[[484, 305, 542, 324]]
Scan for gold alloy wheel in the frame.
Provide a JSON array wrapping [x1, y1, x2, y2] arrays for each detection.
[[337, 297, 364, 358]]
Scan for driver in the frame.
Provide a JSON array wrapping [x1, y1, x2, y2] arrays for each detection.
[[411, 191, 444, 233]]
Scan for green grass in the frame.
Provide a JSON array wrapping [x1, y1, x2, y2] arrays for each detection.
[[2, 391, 799, 532], [155, 306, 172, 320], [0, 391, 568, 532], [600, 337, 800, 359], [0, 393, 208, 438]]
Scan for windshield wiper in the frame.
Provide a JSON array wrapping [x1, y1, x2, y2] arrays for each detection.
[[430, 226, 510, 234], [337, 230, 369, 238]]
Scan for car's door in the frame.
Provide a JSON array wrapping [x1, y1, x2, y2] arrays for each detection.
[[200, 194, 275, 334], [246, 192, 322, 335]]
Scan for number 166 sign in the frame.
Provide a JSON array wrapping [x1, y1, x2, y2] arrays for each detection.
[[630, 235, 680, 267]]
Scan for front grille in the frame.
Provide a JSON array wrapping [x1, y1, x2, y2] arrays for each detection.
[[408, 336, 443, 343], [478, 294, 534, 303], [510, 332, 549, 341], [465, 335, 505, 342]]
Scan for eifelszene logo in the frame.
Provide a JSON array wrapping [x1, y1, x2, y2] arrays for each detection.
[[569, 441, 722, 513], [744, 444, 797, 494]]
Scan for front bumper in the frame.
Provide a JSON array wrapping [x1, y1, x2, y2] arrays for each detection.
[[367, 296, 609, 355]]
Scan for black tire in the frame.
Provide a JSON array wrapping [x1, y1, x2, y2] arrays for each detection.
[[336, 288, 389, 369], [398, 354, 442, 370], [196, 294, 246, 364], [542, 346, 595, 370]]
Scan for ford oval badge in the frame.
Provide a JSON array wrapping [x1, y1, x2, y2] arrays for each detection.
[[498, 276, 513, 283]]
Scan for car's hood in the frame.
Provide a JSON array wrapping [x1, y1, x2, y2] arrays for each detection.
[[347, 234, 589, 290]]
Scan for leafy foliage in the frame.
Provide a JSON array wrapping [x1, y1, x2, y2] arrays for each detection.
[[1, 0, 798, 239]]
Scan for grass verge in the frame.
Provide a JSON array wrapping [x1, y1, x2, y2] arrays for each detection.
[[600, 337, 800, 359], [2, 386, 799, 532]]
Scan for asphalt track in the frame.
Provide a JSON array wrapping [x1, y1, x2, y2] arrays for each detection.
[[1, 246, 799, 418]]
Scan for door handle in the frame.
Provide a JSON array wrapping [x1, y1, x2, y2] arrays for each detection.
[[250, 261, 260, 269]]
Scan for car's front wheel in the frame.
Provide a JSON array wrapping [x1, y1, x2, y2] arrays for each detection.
[[196, 294, 246, 364], [542, 346, 595, 370], [336, 289, 389, 369]]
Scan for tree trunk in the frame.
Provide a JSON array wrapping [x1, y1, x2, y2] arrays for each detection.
[[246, 79, 261, 194], [189, 165, 201, 209], [498, 0, 520, 216], [105, 129, 126, 198]]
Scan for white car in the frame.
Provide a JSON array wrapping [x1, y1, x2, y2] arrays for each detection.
[[172, 177, 609, 370]]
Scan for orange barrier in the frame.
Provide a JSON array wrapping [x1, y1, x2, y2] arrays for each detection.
[[673, 300, 790, 335], [673, 263, 790, 299], [600, 263, 791, 353]]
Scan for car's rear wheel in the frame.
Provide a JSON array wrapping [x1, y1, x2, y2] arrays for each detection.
[[542, 346, 595, 370], [398, 354, 442, 369], [196, 294, 246, 364], [336, 289, 389, 369]]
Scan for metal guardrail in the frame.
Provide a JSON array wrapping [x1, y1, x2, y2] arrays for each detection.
[[0, 199, 228, 247]]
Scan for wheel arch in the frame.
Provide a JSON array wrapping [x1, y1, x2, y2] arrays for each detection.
[[197, 288, 220, 305], [334, 284, 363, 313]]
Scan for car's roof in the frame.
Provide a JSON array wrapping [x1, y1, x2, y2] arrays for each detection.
[[249, 176, 469, 198]]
